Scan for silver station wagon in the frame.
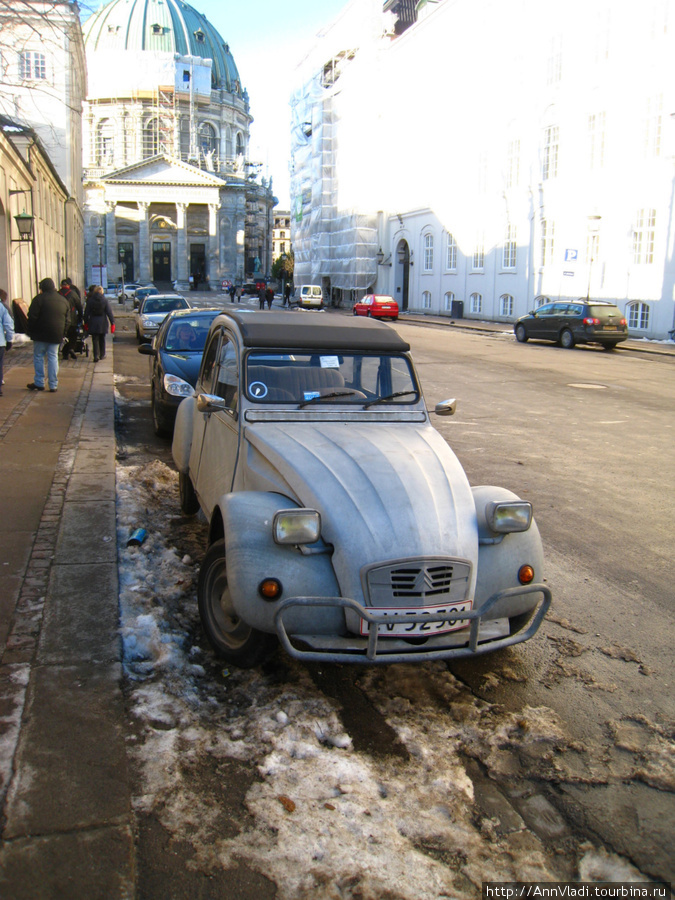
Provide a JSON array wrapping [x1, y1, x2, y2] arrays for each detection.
[[172, 311, 551, 667]]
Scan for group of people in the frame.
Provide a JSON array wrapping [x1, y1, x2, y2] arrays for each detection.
[[0, 277, 115, 395], [258, 285, 275, 310]]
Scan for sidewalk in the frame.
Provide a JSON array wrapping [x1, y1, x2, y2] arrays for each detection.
[[0, 341, 134, 898]]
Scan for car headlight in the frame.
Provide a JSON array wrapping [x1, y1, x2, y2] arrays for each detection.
[[273, 509, 321, 545], [163, 374, 194, 397], [485, 500, 532, 533], [140, 315, 155, 327]]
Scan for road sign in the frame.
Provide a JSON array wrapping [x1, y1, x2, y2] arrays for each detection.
[[564, 249, 578, 262]]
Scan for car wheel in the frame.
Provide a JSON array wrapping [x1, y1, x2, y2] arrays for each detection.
[[366, 310, 371, 317], [136, 328, 142, 344], [560, 328, 575, 349], [352, 308, 358, 316], [179, 471, 200, 516], [603, 342, 619, 351], [151, 386, 171, 438], [515, 324, 528, 343], [198, 539, 277, 667]]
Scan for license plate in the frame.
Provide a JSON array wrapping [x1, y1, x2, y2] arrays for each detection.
[[360, 601, 472, 636], [603, 325, 617, 330]]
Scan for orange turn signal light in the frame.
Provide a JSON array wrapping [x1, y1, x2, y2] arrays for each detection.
[[518, 564, 535, 585], [258, 578, 282, 601]]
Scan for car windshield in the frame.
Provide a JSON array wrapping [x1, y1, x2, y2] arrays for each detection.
[[246, 352, 419, 405], [145, 298, 187, 314], [164, 318, 213, 352]]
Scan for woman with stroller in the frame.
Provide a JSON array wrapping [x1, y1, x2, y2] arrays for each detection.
[[84, 285, 115, 362]]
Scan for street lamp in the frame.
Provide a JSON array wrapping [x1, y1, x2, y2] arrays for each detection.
[[586, 215, 601, 301], [14, 210, 35, 241], [96, 230, 104, 285]]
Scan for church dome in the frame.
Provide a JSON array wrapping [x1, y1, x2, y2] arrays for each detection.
[[82, 0, 241, 92]]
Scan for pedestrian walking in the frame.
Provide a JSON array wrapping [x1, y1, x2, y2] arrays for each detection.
[[84, 284, 115, 362], [59, 278, 83, 360], [283, 282, 291, 306], [235, 284, 242, 303], [258, 285, 266, 310], [228, 284, 235, 303], [0, 291, 15, 396], [0, 287, 12, 316], [26, 278, 70, 392], [265, 286, 274, 309]]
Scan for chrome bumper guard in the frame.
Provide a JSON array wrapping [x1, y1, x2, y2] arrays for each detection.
[[273, 583, 551, 664]]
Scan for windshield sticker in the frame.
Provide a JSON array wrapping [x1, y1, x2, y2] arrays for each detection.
[[320, 356, 340, 368], [303, 391, 320, 401]]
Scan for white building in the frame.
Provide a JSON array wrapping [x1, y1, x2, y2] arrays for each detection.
[[82, 0, 276, 290], [290, 0, 675, 339], [272, 210, 291, 262]]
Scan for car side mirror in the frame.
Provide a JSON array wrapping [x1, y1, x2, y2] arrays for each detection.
[[529, 310, 536, 316], [197, 393, 229, 413], [138, 344, 156, 356], [434, 398, 457, 417]]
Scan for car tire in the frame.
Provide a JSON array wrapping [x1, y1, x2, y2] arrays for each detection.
[[151, 386, 171, 438], [560, 328, 575, 349], [352, 308, 358, 316], [136, 328, 142, 344], [198, 539, 277, 668], [515, 324, 528, 343], [179, 471, 200, 516]]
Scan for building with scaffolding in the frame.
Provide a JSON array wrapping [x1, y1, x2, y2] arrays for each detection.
[[291, 0, 675, 340], [82, 0, 275, 291]]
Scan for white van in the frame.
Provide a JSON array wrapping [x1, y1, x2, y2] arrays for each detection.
[[295, 285, 324, 308]]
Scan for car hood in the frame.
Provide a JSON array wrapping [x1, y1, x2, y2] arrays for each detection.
[[242, 421, 478, 604], [160, 351, 202, 385]]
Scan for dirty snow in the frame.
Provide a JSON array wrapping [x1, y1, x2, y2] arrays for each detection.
[[116, 459, 656, 897]]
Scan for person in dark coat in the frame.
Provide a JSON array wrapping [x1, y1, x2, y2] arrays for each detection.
[[83, 285, 115, 362], [258, 285, 266, 310], [59, 278, 83, 360], [26, 277, 70, 392], [265, 286, 274, 309]]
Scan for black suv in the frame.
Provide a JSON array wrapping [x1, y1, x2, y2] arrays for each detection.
[[514, 300, 628, 350]]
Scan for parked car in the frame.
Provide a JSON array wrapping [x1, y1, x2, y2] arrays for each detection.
[[353, 294, 399, 320], [138, 307, 222, 436], [135, 293, 191, 343], [133, 285, 159, 309], [514, 300, 628, 350], [117, 282, 142, 302], [172, 311, 550, 668], [294, 284, 324, 309], [242, 282, 259, 296]]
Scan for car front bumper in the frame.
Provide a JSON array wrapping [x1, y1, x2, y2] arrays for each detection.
[[273, 582, 551, 664]]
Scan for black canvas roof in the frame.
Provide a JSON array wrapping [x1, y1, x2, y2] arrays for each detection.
[[218, 311, 411, 352]]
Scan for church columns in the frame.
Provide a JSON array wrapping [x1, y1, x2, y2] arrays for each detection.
[[105, 202, 116, 274], [176, 202, 189, 287], [138, 201, 151, 283], [208, 203, 219, 286]]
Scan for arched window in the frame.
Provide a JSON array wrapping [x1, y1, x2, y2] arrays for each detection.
[[446, 233, 457, 270], [199, 122, 218, 159], [423, 233, 434, 271], [143, 118, 159, 158], [535, 295, 549, 308], [235, 132, 244, 157], [444, 291, 455, 311], [500, 294, 514, 317], [422, 291, 432, 309], [627, 301, 650, 330], [96, 118, 114, 166], [470, 292, 482, 314]]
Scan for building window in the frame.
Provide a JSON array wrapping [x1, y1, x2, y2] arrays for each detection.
[[19, 51, 46, 80], [542, 126, 559, 180], [446, 233, 457, 270], [535, 296, 549, 309], [500, 294, 514, 317], [588, 112, 606, 169], [444, 291, 455, 311], [279, 230, 286, 239], [194, 30, 205, 43], [423, 233, 434, 271], [472, 232, 484, 270], [506, 139, 520, 188], [470, 293, 482, 314], [422, 291, 431, 309], [143, 118, 159, 158], [541, 219, 555, 266], [633, 209, 656, 264], [279, 242, 286, 253], [644, 95, 662, 158], [503, 224, 516, 269], [199, 122, 218, 161], [96, 119, 114, 166], [627, 302, 650, 330]]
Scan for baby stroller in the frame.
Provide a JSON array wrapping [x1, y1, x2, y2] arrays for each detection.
[[64, 322, 89, 358]]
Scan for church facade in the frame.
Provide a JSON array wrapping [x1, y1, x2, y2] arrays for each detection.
[[82, 0, 275, 291]]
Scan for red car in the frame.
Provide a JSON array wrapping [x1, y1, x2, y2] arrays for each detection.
[[352, 294, 399, 320]]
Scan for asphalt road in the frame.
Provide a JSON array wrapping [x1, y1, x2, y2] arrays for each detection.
[[113, 311, 674, 893]]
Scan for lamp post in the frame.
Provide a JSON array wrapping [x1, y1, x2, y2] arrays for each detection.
[[96, 230, 104, 286], [586, 215, 601, 301]]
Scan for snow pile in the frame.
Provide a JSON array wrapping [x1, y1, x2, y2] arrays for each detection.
[[116, 459, 653, 897]]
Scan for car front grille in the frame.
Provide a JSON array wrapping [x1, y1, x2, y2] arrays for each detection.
[[365, 558, 472, 607]]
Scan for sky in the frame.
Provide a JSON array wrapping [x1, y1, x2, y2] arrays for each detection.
[[89, 0, 352, 208]]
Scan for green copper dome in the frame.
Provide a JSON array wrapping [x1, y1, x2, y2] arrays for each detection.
[[83, 0, 241, 91]]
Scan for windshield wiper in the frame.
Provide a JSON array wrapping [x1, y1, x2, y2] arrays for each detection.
[[298, 390, 362, 408], [363, 390, 417, 409]]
